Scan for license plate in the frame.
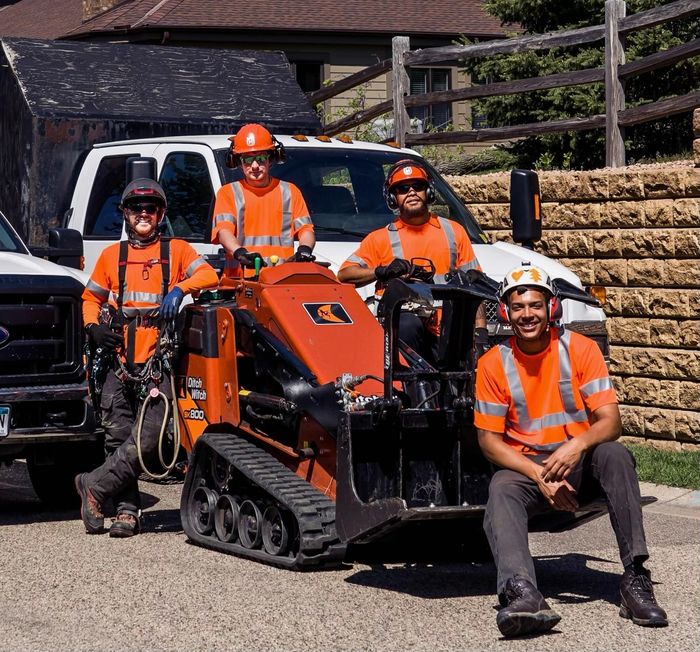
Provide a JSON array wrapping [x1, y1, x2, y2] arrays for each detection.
[[0, 405, 9, 439]]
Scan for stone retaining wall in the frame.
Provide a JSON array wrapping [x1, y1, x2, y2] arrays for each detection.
[[446, 151, 700, 449]]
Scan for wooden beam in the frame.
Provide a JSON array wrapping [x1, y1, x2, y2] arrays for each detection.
[[392, 36, 410, 147], [404, 0, 700, 66], [605, 0, 626, 168], [405, 25, 605, 66], [618, 90, 700, 126], [618, 0, 700, 34], [404, 68, 603, 108], [306, 58, 392, 106], [322, 100, 392, 137], [405, 115, 607, 145], [620, 37, 700, 79]]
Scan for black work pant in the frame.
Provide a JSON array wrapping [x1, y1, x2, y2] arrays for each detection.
[[483, 441, 649, 595], [86, 368, 172, 515]]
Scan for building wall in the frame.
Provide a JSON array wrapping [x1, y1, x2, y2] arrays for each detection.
[[446, 162, 700, 451]]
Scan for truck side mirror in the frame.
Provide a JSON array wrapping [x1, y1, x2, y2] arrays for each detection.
[[126, 156, 157, 184], [510, 169, 541, 250], [48, 228, 84, 269]]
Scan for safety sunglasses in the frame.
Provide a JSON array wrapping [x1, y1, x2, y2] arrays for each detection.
[[125, 202, 160, 214], [241, 153, 271, 165], [393, 181, 429, 195]]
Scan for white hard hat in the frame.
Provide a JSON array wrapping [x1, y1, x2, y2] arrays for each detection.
[[498, 263, 554, 301]]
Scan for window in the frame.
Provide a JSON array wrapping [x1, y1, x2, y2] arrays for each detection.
[[408, 68, 452, 131], [159, 152, 213, 241], [290, 61, 323, 94], [84, 155, 136, 238]]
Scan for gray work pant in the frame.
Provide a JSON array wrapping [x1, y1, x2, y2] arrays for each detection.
[[483, 441, 649, 595], [86, 368, 172, 515]]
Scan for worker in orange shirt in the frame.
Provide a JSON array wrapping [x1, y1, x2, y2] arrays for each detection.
[[75, 178, 218, 538], [338, 159, 484, 360], [212, 123, 315, 274], [475, 264, 667, 637]]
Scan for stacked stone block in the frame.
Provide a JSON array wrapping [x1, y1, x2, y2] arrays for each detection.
[[447, 163, 700, 449]]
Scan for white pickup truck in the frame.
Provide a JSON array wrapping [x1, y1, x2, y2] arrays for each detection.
[[61, 134, 608, 351], [0, 211, 102, 504]]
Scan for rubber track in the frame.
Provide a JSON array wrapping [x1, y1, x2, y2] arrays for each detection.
[[183, 432, 347, 570]]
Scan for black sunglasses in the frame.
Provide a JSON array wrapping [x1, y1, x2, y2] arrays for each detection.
[[125, 202, 160, 214], [393, 181, 429, 195]]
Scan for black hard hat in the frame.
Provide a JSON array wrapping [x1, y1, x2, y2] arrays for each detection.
[[121, 178, 167, 208]]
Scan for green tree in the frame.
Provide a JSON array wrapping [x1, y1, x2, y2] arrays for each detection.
[[462, 0, 699, 169]]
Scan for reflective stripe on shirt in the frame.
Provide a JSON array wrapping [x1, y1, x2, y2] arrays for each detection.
[[498, 330, 589, 452]]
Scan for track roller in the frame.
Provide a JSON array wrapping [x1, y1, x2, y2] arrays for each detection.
[[214, 494, 240, 543], [262, 505, 290, 556], [190, 486, 218, 535], [238, 500, 263, 549]]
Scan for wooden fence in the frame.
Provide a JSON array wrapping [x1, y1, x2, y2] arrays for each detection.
[[307, 0, 700, 167]]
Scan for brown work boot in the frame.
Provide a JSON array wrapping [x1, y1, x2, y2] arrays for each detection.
[[620, 567, 668, 627], [496, 577, 561, 638], [109, 512, 141, 538], [74, 473, 104, 534]]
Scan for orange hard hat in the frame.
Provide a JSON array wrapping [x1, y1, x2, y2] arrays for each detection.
[[230, 123, 276, 155], [385, 160, 429, 191]]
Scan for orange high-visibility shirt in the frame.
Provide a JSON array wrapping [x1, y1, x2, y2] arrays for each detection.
[[340, 214, 480, 280], [211, 178, 313, 274], [82, 238, 218, 364], [474, 328, 617, 455]]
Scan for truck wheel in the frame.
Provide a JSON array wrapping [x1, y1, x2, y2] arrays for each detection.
[[26, 441, 105, 508]]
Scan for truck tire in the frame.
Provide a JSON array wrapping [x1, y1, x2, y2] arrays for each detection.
[[26, 441, 105, 508]]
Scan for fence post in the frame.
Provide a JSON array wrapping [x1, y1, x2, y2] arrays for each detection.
[[392, 36, 410, 147], [605, 0, 626, 167]]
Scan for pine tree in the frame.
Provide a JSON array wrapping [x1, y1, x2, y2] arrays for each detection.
[[462, 0, 699, 169]]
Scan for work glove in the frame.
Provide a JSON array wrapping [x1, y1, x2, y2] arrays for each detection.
[[233, 247, 267, 269], [288, 245, 315, 263], [86, 323, 123, 353], [374, 258, 413, 282], [161, 287, 185, 320]]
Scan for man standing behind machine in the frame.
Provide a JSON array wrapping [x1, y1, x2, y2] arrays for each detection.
[[474, 263, 668, 637], [211, 123, 315, 274], [338, 159, 484, 359], [76, 179, 217, 538]]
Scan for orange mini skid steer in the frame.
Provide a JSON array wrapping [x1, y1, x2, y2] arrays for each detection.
[[176, 259, 499, 569], [176, 261, 610, 569]]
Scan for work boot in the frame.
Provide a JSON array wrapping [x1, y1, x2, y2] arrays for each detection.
[[74, 473, 104, 534], [109, 512, 141, 538], [496, 577, 561, 638], [619, 568, 668, 627]]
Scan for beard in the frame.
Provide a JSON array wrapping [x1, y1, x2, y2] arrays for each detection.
[[401, 197, 429, 220]]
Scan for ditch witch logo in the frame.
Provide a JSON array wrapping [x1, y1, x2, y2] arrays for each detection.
[[303, 303, 353, 325]]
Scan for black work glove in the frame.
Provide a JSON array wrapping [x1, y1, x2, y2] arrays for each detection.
[[233, 247, 266, 268], [288, 244, 315, 263], [375, 258, 413, 282], [86, 323, 123, 352]]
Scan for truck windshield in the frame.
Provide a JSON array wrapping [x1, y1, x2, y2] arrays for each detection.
[[0, 213, 28, 254], [217, 148, 486, 244]]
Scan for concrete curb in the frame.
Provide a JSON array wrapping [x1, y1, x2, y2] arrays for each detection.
[[639, 481, 700, 519]]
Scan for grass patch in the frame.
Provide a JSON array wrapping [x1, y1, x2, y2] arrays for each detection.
[[626, 444, 700, 490]]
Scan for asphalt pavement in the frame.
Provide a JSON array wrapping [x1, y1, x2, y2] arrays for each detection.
[[0, 464, 697, 652]]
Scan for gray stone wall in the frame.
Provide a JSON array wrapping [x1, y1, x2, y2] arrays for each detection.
[[447, 155, 700, 450]]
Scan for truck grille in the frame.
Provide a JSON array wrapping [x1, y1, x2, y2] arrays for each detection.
[[0, 275, 84, 386]]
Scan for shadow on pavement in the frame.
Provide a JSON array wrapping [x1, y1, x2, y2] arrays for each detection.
[[345, 552, 621, 604]]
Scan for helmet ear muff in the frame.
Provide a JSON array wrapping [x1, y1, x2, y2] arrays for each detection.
[[548, 294, 562, 323], [384, 184, 399, 210], [497, 300, 510, 323], [226, 144, 238, 168]]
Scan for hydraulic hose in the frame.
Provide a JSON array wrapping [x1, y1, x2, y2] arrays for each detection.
[[135, 372, 180, 480]]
